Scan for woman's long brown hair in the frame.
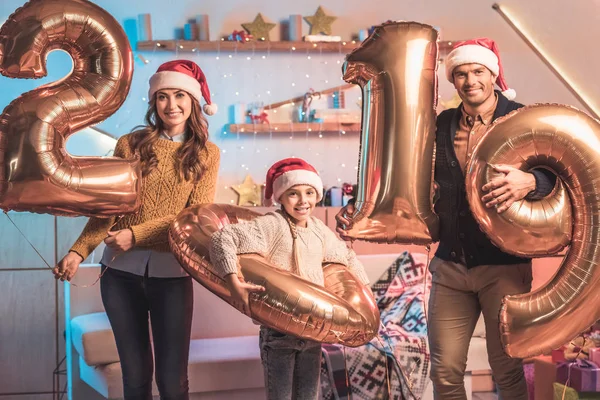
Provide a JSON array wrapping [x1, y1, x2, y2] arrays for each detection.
[[128, 94, 209, 181]]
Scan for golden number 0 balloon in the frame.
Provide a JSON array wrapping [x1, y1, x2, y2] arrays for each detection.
[[339, 21, 439, 244], [467, 104, 600, 358], [0, 0, 141, 217], [168, 204, 380, 347]]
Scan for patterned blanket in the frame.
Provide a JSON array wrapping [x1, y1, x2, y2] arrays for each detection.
[[320, 251, 432, 400]]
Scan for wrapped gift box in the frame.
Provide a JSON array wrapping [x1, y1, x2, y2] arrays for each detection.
[[553, 347, 567, 363], [535, 356, 559, 400], [557, 360, 600, 392], [553, 382, 600, 400], [590, 348, 600, 366]]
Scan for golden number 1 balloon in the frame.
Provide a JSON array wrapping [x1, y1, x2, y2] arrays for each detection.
[[340, 21, 439, 244], [0, 0, 141, 217], [466, 104, 600, 358]]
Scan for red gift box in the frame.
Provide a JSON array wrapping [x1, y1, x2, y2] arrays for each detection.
[[557, 360, 600, 392], [553, 347, 567, 363], [590, 348, 600, 366]]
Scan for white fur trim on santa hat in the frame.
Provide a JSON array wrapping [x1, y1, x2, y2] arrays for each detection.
[[148, 71, 203, 104], [203, 103, 218, 115], [445, 44, 499, 82], [272, 169, 324, 203], [501, 88, 516, 100]]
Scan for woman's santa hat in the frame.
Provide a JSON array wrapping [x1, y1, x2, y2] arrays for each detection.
[[445, 38, 516, 100], [148, 60, 218, 115], [264, 158, 323, 206]]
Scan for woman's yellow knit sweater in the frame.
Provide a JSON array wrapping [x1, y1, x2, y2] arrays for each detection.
[[70, 134, 220, 259]]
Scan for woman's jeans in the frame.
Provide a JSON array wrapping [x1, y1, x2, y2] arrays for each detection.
[[100, 265, 193, 400]]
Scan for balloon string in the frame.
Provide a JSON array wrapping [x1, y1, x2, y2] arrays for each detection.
[[376, 323, 418, 399], [3, 212, 122, 288], [562, 335, 587, 400], [423, 244, 431, 323], [342, 345, 353, 400]]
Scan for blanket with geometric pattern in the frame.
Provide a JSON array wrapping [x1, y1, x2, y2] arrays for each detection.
[[320, 251, 432, 400]]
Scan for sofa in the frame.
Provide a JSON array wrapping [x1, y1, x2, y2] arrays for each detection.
[[65, 251, 491, 400]]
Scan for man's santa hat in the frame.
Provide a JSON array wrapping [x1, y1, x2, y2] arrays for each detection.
[[264, 158, 323, 206], [445, 38, 516, 100], [148, 59, 218, 115]]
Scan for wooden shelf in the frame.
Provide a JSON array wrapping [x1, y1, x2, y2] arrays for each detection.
[[137, 40, 455, 54], [227, 122, 360, 134]]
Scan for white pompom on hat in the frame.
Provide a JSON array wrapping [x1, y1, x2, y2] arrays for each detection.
[[445, 38, 516, 100], [148, 59, 218, 115]]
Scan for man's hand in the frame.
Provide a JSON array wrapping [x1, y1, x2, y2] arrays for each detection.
[[335, 203, 355, 241], [225, 273, 265, 316], [481, 164, 536, 213], [104, 229, 135, 254]]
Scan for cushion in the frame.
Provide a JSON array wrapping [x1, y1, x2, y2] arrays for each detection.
[[71, 312, 119, 366], [78, 335, 264, 397]]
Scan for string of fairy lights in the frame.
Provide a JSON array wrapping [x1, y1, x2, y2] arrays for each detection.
[[133, 39, 363, 204]]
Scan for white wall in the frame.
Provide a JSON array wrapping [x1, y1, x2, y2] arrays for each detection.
[[1, 0, 595, 204]]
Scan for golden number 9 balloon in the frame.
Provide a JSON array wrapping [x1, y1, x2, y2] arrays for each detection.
[[169, 204, 380, 347], [0, 0, 141, 217], [466, 104, 600, 358], [339, 21, 439, 244]]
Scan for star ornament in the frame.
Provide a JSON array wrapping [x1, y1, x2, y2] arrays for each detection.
[[304, 6, 337, 36], [231, 175, 263, 206], [242, 13, 276, 41]]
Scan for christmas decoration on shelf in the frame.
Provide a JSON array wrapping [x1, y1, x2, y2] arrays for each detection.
[[248, 102, 269, 124], [304, 6, 337, 36], [231, 175, 263, 206], [241, 13, 276, 41], [288, 15, 303, 41], [342, 182, 355, 206], [440, 93, 462, 110], [303, 35, 341, 43], [227, 30, 252, 42], [298, 88, 323, 123]]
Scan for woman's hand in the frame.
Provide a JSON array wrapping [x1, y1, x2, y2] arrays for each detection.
[[104, 229, 135, 254], [53, 251, 83, 281], [224, 273, 265, 316]]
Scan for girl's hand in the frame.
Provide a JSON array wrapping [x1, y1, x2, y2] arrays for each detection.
[[104, 229, 134, 254], [225, 273, 265, 316]]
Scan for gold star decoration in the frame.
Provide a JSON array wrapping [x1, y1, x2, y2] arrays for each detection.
[[304, 6, 337, 36], [440, 93, 462, 110], [241, 13, 276, 41], [231, 175, 262, 206]]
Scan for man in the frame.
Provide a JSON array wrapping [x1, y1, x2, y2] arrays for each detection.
[[336, 38, 555, 399]]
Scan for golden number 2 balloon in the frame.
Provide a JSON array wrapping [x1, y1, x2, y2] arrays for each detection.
[[467, 104, 600, 358], [0, 0, 141, 217], [340, 21, 439, 244], [169, 204, 380, 347]]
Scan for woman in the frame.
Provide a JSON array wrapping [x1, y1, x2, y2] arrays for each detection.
[[53, 60, 220, 400]]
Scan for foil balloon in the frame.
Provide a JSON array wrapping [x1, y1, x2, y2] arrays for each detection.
[[466, 104, 600, 358], [0, 0, 141, 217], [338, 21, 439, 244], [169, 204, 380, 347]]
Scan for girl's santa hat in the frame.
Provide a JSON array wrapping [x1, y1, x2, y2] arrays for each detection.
[[445, 38, 516, 100], [264, 158, 323, 206], [148, 59, 218, 115]]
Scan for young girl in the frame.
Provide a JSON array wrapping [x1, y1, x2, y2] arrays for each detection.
[[53, 60, 220, 400], [209, 158, 370, 400]]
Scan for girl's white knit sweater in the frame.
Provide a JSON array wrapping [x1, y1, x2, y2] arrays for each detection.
[[209, 210, 370, 286]]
